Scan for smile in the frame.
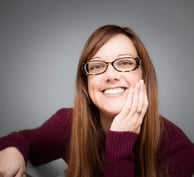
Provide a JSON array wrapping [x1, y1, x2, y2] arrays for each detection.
[[103, 87, 126, 95]]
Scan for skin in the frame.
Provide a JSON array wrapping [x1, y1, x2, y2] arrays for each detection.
[[87, 34, 148, 133], [0, 147, 25, 177]]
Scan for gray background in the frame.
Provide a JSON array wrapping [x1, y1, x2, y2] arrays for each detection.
[[0, 0, 194, 176]]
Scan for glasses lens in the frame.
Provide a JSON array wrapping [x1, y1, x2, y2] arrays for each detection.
[[114, 57, 137, 71], [85, 61, 106, 74]]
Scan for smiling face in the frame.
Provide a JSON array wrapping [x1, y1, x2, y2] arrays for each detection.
[[87, 34, 143, 119]]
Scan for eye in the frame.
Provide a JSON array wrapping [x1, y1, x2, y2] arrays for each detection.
[[87, 62, 106, 72], [116, 58, 135, 67]]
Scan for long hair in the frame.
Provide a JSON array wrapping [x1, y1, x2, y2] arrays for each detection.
[[67, 25, 165, 177]]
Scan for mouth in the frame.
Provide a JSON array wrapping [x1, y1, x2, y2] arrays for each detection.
[[103, 87, 127, 96]]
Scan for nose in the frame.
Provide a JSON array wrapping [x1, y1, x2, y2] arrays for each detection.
[[103, 64, 120, 81]]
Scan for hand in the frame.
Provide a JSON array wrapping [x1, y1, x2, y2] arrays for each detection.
[[110, 80, 148, 133], [0, 147, 25, 177]]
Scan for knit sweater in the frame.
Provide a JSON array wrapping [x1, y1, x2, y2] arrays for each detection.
[[0, 108, 194, 177]]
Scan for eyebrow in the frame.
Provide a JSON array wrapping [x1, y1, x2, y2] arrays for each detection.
[[90, 53, 134, 60], [117, 54, 134, 57]]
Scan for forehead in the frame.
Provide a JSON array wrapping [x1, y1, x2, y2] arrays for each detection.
[[92, 34, 137, 59]]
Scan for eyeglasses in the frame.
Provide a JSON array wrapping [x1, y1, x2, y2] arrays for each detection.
[[83, 57, 141, 75]]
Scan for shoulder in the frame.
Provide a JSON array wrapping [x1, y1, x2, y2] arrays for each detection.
[[159, 116, 194, 175], [40, 107, 73, 131], [50, 107, 72, 122], [55, 107, 73, 120], [161, 116, 192, 144], [160, 116, 194, 149]]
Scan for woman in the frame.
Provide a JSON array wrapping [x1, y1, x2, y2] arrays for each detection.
[[0, 25, 194, 177]]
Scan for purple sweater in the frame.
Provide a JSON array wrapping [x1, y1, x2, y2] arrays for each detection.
[[0, 108, 194, 177]]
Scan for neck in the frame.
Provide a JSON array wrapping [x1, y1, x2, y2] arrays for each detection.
[[100, 112, 114, 132]]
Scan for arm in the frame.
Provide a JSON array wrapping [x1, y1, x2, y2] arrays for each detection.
[[104, 131, 138, 177], [0, 132, 30, 163], [0, 108, 72, 176], [20, 108, 72, 165]]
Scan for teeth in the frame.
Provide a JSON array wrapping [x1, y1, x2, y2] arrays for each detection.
[[104, 88, 125, 95]]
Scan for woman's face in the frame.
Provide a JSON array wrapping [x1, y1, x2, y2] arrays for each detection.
[[87, 34, 142, 119]]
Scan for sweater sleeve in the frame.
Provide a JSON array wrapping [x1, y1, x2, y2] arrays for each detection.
[[162, 118, 194, 177], [0, 108, 72, 166], [104, 131, 138, 177]]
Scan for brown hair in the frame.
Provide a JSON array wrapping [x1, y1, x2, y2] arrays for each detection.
[[67, 25, 165, 177]]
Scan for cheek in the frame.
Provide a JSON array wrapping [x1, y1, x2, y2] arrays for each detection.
[[135, 68, 143, 81], [87, 77, 98, 99], [126, 69, 143, 85]]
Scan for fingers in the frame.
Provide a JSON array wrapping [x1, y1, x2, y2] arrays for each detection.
[[133, 80, 148, 113], [124, 80, 147, 117], [119, 86, 134, 116], [130, 80, 142, 114], [127, 80, 148, 133], [135, 80, 148, 132]]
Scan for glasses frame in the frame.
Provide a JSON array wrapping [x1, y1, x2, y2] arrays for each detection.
[[83, 57, 141, 75]]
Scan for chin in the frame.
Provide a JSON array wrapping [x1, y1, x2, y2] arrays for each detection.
[[104, 106, 123, 116], [97, 100, 126, 117]]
